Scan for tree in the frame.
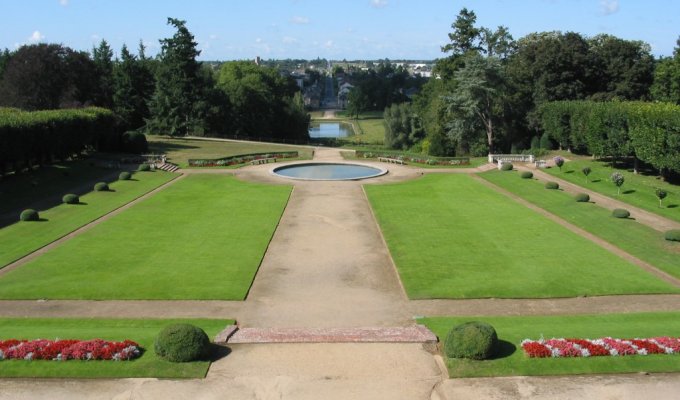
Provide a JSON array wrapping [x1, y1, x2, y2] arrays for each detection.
[[441, 8, 482, 57], [92, 39, 114, 107], [384, 103, 424, 150], [0, 48, 10, 79], [347, 87, 369, 119], [443, 54, 505, 153], [656, 189, 667, 208], [113, 44, 155, 131], [610, 172, 625, 195], [147, 18, 204, 136], [582, 166, 591, 182], [651, 37, 680, 104]]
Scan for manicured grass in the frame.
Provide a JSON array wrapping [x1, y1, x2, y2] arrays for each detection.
[[544, 159, 680, 222], [148, 136, 314, 168], [481, 170, 680, 279], [0, 171, 177, 268], [421, 313, 680, 377], [365, 174, 678, 299], [0, 318, 230, 378], [0, 175, 291, 300]]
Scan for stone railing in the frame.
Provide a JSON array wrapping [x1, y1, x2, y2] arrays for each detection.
[[488, 154, 535, 163]]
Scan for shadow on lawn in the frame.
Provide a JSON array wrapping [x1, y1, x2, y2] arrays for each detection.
[[493, 340, 517, 360]]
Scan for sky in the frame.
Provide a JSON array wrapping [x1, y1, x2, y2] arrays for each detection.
[[1, 0, 679, 61]]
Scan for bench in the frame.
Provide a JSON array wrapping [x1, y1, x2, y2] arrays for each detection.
[[535, 160, 547, 168], [378, 157, 405, 165], [249, 157, 277, 165]]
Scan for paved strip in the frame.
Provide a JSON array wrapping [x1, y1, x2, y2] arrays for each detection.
[[0, 173, 185, 277], [219, 325, 438, 344]]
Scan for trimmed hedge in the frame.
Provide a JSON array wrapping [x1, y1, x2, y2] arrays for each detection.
[[19, 209, 39, 221], [574, 193, 590, 202], [664, 230, 680, 242], [94, 182, 109, 192], [354, 150, 470, 166], [154, 324, 211, 363], [188, 151, 299, 167], [119, 171, 132, 181], [612, 208, 631, 218], [500, 163, 514, 171], [138, 163, 151, 171], [545, 181, 559, 190], [444, 321, 498, 360], [520, 171, 533, 179], [62, 193, 79, 204]]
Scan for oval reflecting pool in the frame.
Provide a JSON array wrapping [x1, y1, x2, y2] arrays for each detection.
[[272, 163, 387, 181]]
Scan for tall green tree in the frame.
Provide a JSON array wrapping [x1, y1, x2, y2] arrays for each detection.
[[651, 37, 680, 104], [147, 18, 204, 136], [92, 39, 114, 107], [113, 44, 155, 130], [0, 48, 10, 79], [347, 87, 369, 119]]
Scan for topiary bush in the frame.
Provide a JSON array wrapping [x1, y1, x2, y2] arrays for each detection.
[[500, 162, 513, 171], [545, 181, 559, 190], [664, 230, 680, 242], [94, 182, 109, 191], [62, 193, 79, 204], [20, 209, 39, 221], [138, 163, 151, 171], [520, 171, 533, 179], [574, 193, 590, 202], [612, 208, 630, 219], [154, 324, 211, 362], [444, 321, 498, 360], [119, 171, 132, 181]]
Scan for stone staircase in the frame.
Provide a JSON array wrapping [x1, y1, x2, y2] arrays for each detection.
[[215, 325, 438, 344], [156, 162, 180, 173]]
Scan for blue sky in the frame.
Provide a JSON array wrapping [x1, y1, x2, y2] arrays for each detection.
[[1, 0, 678, 60]]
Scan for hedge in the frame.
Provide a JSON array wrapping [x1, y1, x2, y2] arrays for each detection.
[[444, 321, 498, 360], [354, 150, 470, 166], [19, 209, 39, 221], [574, 193, 590, 202], [154, 324, 211, 362], [664, 230, 680, 242], [0, 107, 117, 176], [545, 181, 560, 190], [520, 171, 533, 179], [94, 182, 109, 191], [612, 208, 631, 218], [62, 193, 79, 204], [188, 151, 299, 167]]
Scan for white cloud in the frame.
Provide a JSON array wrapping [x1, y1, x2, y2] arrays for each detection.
[[209, 34, 218, 40], [91, 34, 100, 41], [59, 0, 69, 6], [371, 0, 388, 8], [290, 16, 309, 24], [28, 31, 45, 43], [255, 37, 263, 43], [324, 40, 334, 48], [282, 36, 297, 44], [600, 0, 619, 15]]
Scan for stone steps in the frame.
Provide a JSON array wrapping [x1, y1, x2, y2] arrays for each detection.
[[156, 162, 179, 172], [215, 325, 438, 344]]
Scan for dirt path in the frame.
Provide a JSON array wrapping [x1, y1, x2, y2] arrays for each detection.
[[525, 167, 680, 232]]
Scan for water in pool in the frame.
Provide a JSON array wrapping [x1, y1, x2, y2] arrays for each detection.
[[273, 163, 385, 180], [309, 123, 353, 138]]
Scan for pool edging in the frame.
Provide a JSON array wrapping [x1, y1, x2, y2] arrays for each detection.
[[270, 161, 388, 181]]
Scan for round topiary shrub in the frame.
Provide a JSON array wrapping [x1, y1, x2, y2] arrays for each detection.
[[444, 321, 498, 360], [138, 163, 151, 171], [500, 162, 513, 171], [154, 324, 211, 362], [520, 171, 533, 179], [612, 208, 630, 219], [62, 193, 79, 204], [119, 171, 132, 181], [574, 193, 590, 202], [664, 230, 680, 242], [20, 209, 39, 221], [545, 181, 559, 190], [94, 182, 109, 191]]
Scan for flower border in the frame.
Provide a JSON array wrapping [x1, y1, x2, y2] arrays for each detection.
[[0, 339, 141, 361], [521, 337, 680, 358]]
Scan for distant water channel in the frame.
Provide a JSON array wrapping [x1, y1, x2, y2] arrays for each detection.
[[309, 122, 354, 138]]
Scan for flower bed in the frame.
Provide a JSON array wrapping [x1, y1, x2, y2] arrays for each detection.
[[188, 151, 299, 167], [0, 339, 141, 361], [521, 337, 680, 358], [354, 150, 470, 166]]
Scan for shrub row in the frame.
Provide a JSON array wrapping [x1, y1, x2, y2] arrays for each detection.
[[355, 150, 470, 166], [0, 107, 117, 175], [188, 152, 299, 167]]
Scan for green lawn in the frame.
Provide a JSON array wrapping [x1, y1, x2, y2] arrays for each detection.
[[421, 313, 680, 377], [148, 136, 314, 168], [0, 174, 291, 300], [543, 159, 680, 223], [481, 170, 680, 279], [0, 160, 121, 218], [0, 318, 230, 378], [365, 174, 678, 299], [0, 171, 177, 268]]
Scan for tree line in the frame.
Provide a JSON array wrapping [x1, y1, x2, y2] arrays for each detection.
[[389, 8, 680, 164], [0, 18, 310, 157]]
